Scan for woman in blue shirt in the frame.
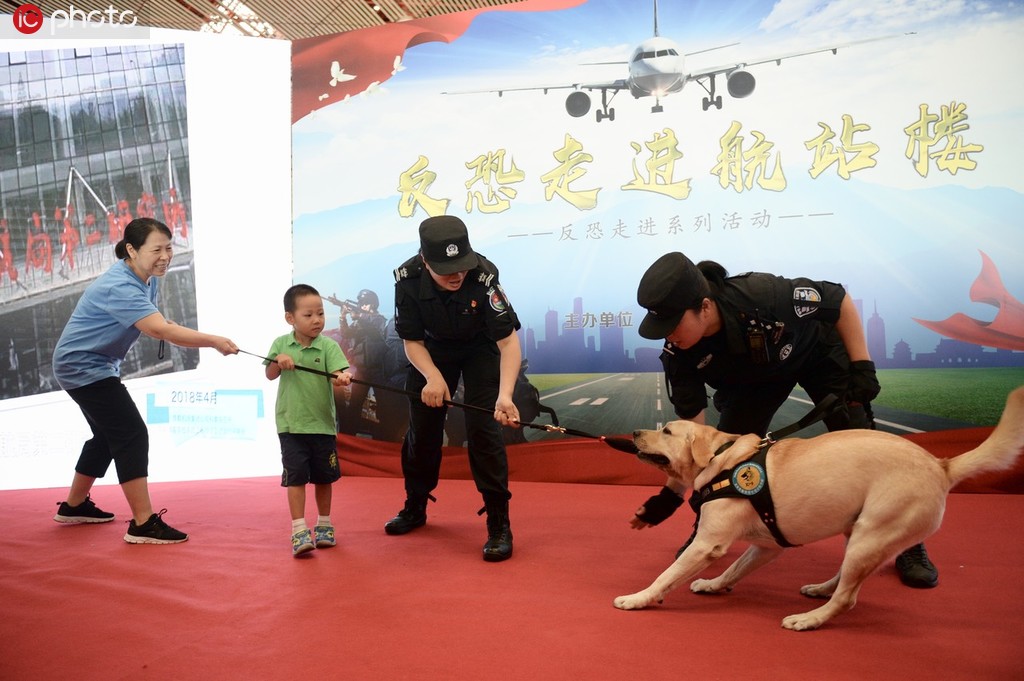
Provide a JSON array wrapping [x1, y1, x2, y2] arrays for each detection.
[[52, 217, 237, 544]]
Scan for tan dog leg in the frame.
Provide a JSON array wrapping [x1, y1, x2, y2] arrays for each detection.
[[783, 529, 913, 630], [690, 543, 784, 594], [783, 570, 871, 630], [799, 536, 850, 598], [800, 571, 841, 598], [613, 541, 726, 610]]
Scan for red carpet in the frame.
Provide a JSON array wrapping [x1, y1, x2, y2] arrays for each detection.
[[2, 472, 1022, 680], [337, 426, 1024, 493]]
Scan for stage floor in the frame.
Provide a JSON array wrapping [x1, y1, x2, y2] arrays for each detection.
[[2, 476, 1022, 680]]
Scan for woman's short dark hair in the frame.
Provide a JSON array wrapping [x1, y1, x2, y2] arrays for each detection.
[[696, 260, 729, 295], [115, 218, 172, 259]]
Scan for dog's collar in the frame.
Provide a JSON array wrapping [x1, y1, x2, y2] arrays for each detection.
[[713, 440, 736, 457]]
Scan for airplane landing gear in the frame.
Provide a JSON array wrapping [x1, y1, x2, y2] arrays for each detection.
[[699, 74, 724, 111], [594, 88, 618, 122], [701, 95, 722, 111]]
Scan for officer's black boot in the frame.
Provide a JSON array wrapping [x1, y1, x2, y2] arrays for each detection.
[[895, 542, 939, 588], [482, 498, 513, 562], [384, 496, 427, 535]]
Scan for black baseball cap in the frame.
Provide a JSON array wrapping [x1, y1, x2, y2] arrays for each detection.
[[637, 252, 710, 339], [419, 216, 479, 275]]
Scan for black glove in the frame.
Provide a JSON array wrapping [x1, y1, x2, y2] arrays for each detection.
[[635, 486, 684, 525], [848, 360, 881, 404]]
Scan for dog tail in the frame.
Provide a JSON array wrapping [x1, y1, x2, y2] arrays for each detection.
[[944, 386, 1024, 490]]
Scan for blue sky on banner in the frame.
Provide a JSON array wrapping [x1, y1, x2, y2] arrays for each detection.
[[292, 0, 1024, 359]]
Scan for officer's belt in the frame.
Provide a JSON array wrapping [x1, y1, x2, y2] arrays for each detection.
[[687, 394, 842, 549]]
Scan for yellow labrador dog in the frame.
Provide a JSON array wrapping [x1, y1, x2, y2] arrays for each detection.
[[615, 387, 1024, 630]]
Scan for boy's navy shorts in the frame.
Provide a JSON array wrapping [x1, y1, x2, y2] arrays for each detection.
[[279, 433, 340, 486]]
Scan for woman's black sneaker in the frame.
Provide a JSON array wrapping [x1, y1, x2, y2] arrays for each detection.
[[123, 509, 188, 544], [53, 494, 115, 524]]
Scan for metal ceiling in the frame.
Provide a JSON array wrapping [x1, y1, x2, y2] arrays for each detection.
[[2, 0, 524, 40]]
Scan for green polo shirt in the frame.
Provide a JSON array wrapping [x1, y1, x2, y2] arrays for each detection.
[[266, 333, 349, 434]]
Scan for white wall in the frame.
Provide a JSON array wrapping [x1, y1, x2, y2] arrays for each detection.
[[0, 28, 292, 490]]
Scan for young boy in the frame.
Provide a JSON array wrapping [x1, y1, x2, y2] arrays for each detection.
[[266, 284, 352, 557]]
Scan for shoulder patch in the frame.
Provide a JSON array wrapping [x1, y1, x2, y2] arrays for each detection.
[[792, 287, 822, 318], [488, 285, 509, 313]]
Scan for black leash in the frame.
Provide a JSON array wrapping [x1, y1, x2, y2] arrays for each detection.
[[761, 393, 842, 445], [239, 349, 635, 448], [712, 393, 843, 457]]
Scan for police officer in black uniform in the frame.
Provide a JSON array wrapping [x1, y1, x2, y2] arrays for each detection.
[[630, 252, 938, 589], [384, 216, 522, 562]]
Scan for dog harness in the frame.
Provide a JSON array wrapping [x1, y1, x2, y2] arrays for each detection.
[[687, 393, 843, 548], [689, 440, 797, 548]]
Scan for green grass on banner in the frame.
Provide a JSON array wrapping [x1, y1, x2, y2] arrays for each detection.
[[872, 368, 1024, 426], [527, 369, 1024, 427]]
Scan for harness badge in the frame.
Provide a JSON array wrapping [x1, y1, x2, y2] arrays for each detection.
[[731, 462, 766, 496]]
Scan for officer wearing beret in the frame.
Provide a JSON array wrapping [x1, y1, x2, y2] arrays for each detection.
[[630, 252, 938, 589], [385, 216, 522, 562]]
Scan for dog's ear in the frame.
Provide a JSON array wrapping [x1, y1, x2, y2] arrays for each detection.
[[687, 423, 726, 469]]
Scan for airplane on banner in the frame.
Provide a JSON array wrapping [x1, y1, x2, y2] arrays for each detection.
[[445, 0, 910, 122]]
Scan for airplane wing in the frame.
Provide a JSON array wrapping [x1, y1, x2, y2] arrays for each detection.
[[686, 33, 913, 82], [441, 41, 740, 97], [442, 78, 629, 96], [442, 32, 913, 120]]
